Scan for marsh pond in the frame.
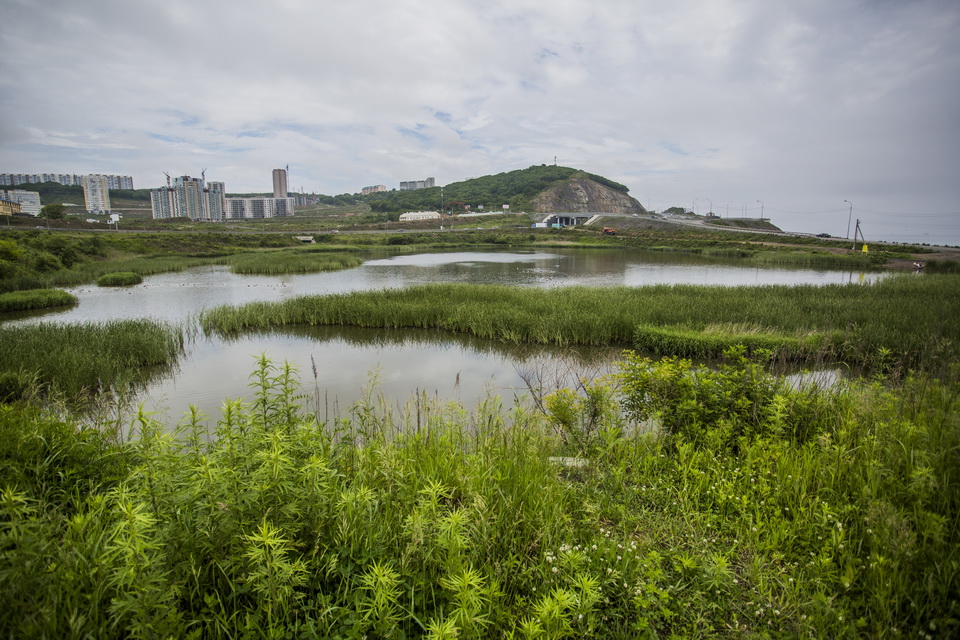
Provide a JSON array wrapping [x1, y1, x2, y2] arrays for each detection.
[[7, 248, 883, 424]]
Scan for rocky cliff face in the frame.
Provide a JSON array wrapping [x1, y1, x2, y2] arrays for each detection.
[[529, 177, 646, 214]]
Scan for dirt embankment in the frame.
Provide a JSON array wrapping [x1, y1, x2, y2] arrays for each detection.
[[530, 177, 645, 214]]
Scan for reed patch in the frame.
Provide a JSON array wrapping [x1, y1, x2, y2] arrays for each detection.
[[0, 288, 76, 312], [0, 320, 184, 401], [95, 272, 143, 287], [201, 275, 960, 373], [227, 250, 363, 275]]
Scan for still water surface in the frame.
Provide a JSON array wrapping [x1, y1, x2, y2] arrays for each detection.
[[9, 249, 880, 423]]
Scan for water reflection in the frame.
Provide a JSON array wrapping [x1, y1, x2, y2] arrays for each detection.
[[5, 248, 884, 326], [141, 325, 621, 425]]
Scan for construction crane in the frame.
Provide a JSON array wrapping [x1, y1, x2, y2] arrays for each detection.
[[163, 172, 171, 187]]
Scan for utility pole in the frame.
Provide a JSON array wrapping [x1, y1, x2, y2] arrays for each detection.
[[844, 199, 853, 239]]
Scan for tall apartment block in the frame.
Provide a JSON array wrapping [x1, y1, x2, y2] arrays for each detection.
[[206, 181, 226, 219], [82, 174, 111, 213], [151, 173, 291, 220], [272, 169, 288, 198]]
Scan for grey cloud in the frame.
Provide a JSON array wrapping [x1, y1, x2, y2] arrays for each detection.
[[1, 0, 958, 243]]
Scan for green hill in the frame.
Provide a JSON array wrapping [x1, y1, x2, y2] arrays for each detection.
[[366, 165, 632, 213]]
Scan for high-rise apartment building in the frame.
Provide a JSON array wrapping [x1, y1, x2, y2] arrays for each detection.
[[150, 172, 295, 220], [206, 181, 226, 220], [272, 169, 288, 198], [150, 187, 175, 219], [150, 175, 223, 220], [173, 176, 205, 220], [82, 174, 111, 213]]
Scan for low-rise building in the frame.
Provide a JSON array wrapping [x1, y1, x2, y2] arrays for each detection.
[[0, 198, 22, 217], [0, 190, 41, 216], [399, 210, 441, 221], [399, 177, 435, 191]]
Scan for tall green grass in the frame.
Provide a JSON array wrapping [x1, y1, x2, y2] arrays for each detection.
[[0, 320, 184, 400], [748, 250, 876, 268], [0, 356, 955, 637], [201, 275, 960, 372], [0, 288, 76, 312]]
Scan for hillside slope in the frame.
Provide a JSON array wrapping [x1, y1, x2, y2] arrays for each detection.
[[365, 165, 641, 213]]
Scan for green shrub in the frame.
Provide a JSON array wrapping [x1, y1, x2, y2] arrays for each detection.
[[615, 346, 844, 448], [0, 371, 34, 403]]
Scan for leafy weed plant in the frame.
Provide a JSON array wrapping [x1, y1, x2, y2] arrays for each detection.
[[0, 356, 956, 638]]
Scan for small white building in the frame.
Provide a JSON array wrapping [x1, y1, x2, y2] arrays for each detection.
[[399, 210, 441, 222]]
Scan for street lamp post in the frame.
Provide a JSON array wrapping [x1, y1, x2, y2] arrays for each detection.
[[693, 198, 700, 215], [844, 199, 852, 239], [756, 199, 764, 219]]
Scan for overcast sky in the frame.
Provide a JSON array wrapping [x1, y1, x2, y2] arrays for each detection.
[[2, 0, 959, 244]]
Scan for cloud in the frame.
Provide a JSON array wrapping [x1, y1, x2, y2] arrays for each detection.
[[1, 0, 958, 242]]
